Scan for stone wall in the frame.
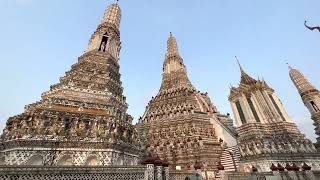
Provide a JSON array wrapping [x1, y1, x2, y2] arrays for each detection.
[[210, 117, 237, 147], [221, 171, 320, 180]]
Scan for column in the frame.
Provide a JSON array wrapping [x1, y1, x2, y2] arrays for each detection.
[[305, 170, 316, 180], [287, 171, 299, 180], [164, 167, 170, 180], [251, 94, 267, 123], [146, 164, 154, 180], [270, 93, 291, 122], [261, 91, 280, 121], [255, 91, 273, 122], [239, 95, 255, 123], [272, 171, 282, 179], [156, 166, 163, 180], [231, 102, 242, 127]]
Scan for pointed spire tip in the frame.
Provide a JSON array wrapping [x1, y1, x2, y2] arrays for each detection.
[[235, 56, 245, 74], [286, 62, 293, 70]]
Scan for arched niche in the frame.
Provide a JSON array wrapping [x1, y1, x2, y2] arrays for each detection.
[[243, 165, 251, 172], [256, 165, 262, 172], [99, 33, 109, 52], [57, 155, 74, 166], [310, 101, 319, 112], [0, 156, 5, 165], [26, 155, 43, 166], [85, 156, 100, 166]]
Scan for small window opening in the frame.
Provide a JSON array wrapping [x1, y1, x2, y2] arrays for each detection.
[[99, 34, 109, 52], [311, 101, 319, 112]]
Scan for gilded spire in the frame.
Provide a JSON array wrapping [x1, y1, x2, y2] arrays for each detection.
[[102, 1, 122, 29], [289, 65, 317, 95]]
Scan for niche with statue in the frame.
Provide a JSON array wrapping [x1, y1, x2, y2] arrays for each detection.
[[99, 33, 109, 52]]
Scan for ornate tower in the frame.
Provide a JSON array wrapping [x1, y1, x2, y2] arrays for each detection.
[[0, 1, 141, 166], [137, 33, 230, 173], [289, 65, 320, 148], [229, 60, 319, 172]]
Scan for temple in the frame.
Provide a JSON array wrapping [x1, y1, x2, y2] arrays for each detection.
[[137, 33, 237, 175], [0, 1, 141, 166], [289, 65, 320, 149], [228, 60, 320, 172], [1, 1, 320, 179]]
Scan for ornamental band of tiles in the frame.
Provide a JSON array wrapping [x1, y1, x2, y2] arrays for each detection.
[[0, 2, 141, 166], [289, 65, 320, 149], [228, 61, 320, 172], [137, 33, 232, 172]]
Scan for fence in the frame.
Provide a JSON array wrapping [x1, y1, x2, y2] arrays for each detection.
[[4, 165, 319, 180], [221, 170, 320, 180], [0, 165, 189, 180], [0, 166, 147, 180], [169, 171, 193, 180]]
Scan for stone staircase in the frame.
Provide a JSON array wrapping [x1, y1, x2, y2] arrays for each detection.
[[220, 146, 241, 172]]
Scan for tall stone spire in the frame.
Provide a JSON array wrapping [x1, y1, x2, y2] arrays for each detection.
[[0, 1, 141, 166], [102, 1, 121, 29], [86, 1, 122, 60], [161, 33, 193, 90], [166, 32, 180, 58], [289, 65, 317, 95], [289, 65, 320, 148], [137, 33, 225, 172]]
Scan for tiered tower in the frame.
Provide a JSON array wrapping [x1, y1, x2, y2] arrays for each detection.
[[228, 60, 319, 172], [137, 33, 227, 173], [0, 1, 141, 166], [289, 65, 320, 148]]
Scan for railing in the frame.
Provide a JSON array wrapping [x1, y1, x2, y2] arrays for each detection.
[[0, 165, 147, 180], [0, 165, 177, 180], [0, 165, 199, 180], [221, 170, 319, 180], [169, 171, 193, 180]]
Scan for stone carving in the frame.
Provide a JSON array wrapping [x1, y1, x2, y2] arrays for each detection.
[[289, 65, 320, 149], [137, 33, 223, 172], [229, 62, 320, 172], [0, 1, 141, 166]]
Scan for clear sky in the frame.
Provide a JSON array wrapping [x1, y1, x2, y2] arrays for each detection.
[[0, 0, 319, 141]]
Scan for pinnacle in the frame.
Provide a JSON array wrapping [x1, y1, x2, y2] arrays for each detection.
[[286, 62, 293, 71], [166, 32, 179, 58], [233, 57, 257, 85], [102, 0, 122, 29], [235, 56, 245, 75]]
